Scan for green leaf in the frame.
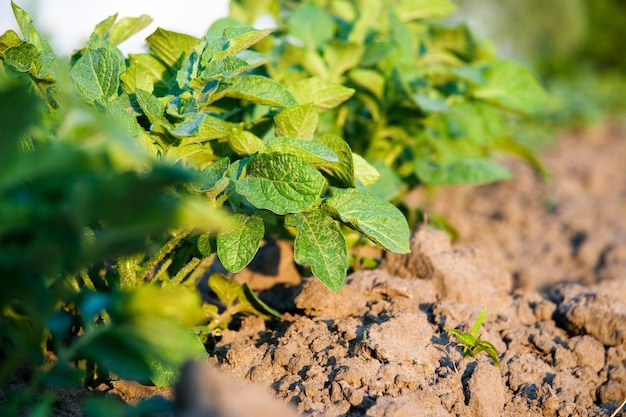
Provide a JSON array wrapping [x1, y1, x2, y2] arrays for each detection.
[[352, 153, 380, 187], [75, 327, 154, 382], [164, 141, 209, 164], [214, 75, 298, 108], [208, 273, 243, 306], [200, 55, 251, 80], [135, 88, 169, 127], [414, 158, 512, 185], [349, 68, 385, 99], [217, 214, 265, 273], [395, 0, 457, 20], [120, 61, 154, 93], [302, 49, 329, 79], [214, 26, 272, 60], [107, 15, 153, 46], [274, 103, 319, 139], [128, 53, 173, 94], [189, 157, 230, 192], [413, 94, 450, 112], [0, 29, 22, 54], [366, 159, 403, 201], [494, 137, 550, 179], [235, 153, 325, 215], [166, 93, 198, 118], [168, 113, 229, 141], [285, 209, 348, 293], [313, 133, 355, 188], [241, 283, 281, 318], [102, 96, 144, 137], [446, 329, 476, 349], [323, 41, 363, 79], [323, 188, 410, 254], [476, 340, 500, 368], [471, 308, 488, 337], [229, 0, 276, 26], [289, 77, 355, 110], [444, 102, 503, 146], [287, 3, 335, 50], [9, 2, 58, 80], [91, 14, 117, 40], [197, 232, 215, 257], [146, 28, 199, 69], [259, 136, 338, 165], [473, 60, 547, 114], [0, 71, 43, 157], [226, 128, 264, 155], [70, 46, 125, 104], [236, 49, 269, 69], [2, 41, 39, 72], [142, 323, 208, 387]]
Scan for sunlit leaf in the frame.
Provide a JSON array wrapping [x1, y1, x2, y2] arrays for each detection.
[[274, 103, 319, 139], [473, 60, 547, 114], [289, 77, 354, 110], [217, 214, 265, 273], [323, 188, 410, 254], [236, 153, 325, 215], [259, 136, 338, 165], [70, 46, 124, 104], [285, 209, 347, 293]]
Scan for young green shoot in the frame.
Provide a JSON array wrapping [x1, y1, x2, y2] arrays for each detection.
[[446, 308, 500, 368]]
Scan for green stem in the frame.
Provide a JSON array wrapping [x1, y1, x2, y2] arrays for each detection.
[[166, 257, 201, 288], [138, 228, 192, 281], [80, 270, 96, 290], [206, 304, 242, 334], [186, 256, 215, 288]]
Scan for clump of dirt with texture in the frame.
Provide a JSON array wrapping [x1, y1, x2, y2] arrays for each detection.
[[193, 122, 626, 417]]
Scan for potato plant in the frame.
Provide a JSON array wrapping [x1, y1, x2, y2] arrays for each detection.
[[65, 7, 410, 293], [0, 3, 411, 411], [228, 0, 548, 205]]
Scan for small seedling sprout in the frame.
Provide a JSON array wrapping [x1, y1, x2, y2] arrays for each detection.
[[446, 308, 500, 368]]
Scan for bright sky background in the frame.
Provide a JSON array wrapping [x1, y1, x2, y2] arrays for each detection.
[[1, 0, 230, 55]]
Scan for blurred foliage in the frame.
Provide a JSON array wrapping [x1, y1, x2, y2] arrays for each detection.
[[454, 0, 626, 126], [0, 64, 224, 416]]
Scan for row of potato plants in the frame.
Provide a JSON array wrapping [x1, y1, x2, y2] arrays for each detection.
[[0, 1, 546, 414]]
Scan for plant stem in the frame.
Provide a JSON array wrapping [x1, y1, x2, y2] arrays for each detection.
[[206, 304, 242, 334], [186, 255, 215, 288], [139, 227, 192, 281], [80, 270, 96, 290], [166, 257, 201, 288]]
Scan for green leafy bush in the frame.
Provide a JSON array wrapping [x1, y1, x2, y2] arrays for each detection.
[[0, 69, 217, 414], [454, 0, 626, 126], [44, 5, 409, 291], [0, 3, 412, 411], [227, 0, 548, 206]]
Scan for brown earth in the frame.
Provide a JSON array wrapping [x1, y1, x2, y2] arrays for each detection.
[[177, 121, 626, 417], [54, 120, 626, 417]]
